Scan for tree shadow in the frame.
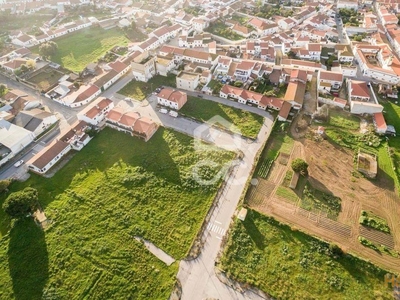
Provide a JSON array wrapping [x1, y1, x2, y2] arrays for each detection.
[[243, 215, 266, 250], [8, 218, 49, 300]]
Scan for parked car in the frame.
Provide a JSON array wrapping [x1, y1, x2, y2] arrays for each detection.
[[169, 111, 178, 118], [197, 94, 203, 98], [14, 160, 24, 168], [159, 108, 168, 114]]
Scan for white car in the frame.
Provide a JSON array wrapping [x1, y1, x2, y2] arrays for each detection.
[[14, 160, 24, 168]]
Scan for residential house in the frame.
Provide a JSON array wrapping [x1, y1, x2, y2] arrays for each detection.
[[176, 71, 200, 91], [231, 24, 253, 38], [157, 88, 187, 110], [106, 108, 158, 141], [234, 60, 256, 82], [12, 109, 58, 137], [77, 97, 115, 126], [373, 112, 387, 134], [0, 119, 35, 166], [347, 79, 383, 114], [92, 70, 120, 92], [219, 84, 284, 111], [2, 58, 28, 73], [11, 34, 36, 47], [155, 55, 176, 76], [337, 0, 358, 10], [131, 51, 156, 82], [58, 84, 101, 108], [317, 70, 344, 92]]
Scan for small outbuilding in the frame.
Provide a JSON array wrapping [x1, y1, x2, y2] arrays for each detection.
[[238, 208, 248, 221]]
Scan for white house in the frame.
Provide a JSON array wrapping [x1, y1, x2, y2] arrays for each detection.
[[176, 71, 200, 91], [77, 97, 115, 126], [0, 119, 35, 166], [28, 140, 71, 174], [12, 109, 58, 137], [157, 88, 187, 110], [58, 84, 101, 108]]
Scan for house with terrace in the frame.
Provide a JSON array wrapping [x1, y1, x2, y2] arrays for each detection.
[[283, 70, 308, 110], [77, 97, 115, 126], [353, 44, 400, 84], [317, 70, 344, 94], [28, 121, 92, 174], [176, 71, 200, 91], [347, 79, 383, 114], [131, 51, 156, 82]]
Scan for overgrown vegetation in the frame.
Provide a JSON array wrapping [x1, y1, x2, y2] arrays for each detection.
[[359, 210, 390, 234], [205, 21, 244, 41], [179, 96, 264, 139], [301, 183, 341, 218], [118, 74, 177, 101], [358, 236, 399, 257], [220, 210, 393, 299], [0, 128, 234, 298], [339, 8, 360, 26]]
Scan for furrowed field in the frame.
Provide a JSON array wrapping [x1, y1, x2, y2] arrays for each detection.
[[0, 128, 234, 299], [220, 210, 393, 300]]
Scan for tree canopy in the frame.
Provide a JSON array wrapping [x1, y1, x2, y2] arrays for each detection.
[[291, 158, 308, 175], [2, 187, 39, 218], [39, 41, 58, 58]]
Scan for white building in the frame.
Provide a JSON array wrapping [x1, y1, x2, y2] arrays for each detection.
[[0, 119, 35, 166], [77, 97, 114, 126], [176, 71, 200, 91], [157, 88, 187, 110], [12, 109, 58, 137]]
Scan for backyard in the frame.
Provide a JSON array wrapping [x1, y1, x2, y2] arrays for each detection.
[[179, 96, 264, 139], [33, 27, 131, 72], [118, 75, 177, 101], [0, 128, 234, 299], [220, 210, 393, 300], [26, 67, 65, 92], [205, 21, 244, 41]]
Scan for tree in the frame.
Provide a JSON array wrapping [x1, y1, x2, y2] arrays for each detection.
[[39, 41, 58, 58], [0, 179, 11, 193], [0, 84, 7, 97], [2, 187, 39, 218], [291, 158, 308, 175], [234, 81, 243, 87], [26, 59, 36, 70]]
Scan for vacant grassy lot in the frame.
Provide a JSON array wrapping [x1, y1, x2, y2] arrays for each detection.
[[0, 128, 233, 299], [179, 96, 264, 139], [205, 21, 244, 41], [221, 210, 393, 300], [27, 68, 64, 91], [34, 27, 130, 72], [118, 75, 177, 101]]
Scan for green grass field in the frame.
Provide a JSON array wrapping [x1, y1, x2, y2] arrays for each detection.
[[34, 27, 130, 72], [221, 210, 393, 300], [179, 96, 264, 139], [0, 128, 234, 299]]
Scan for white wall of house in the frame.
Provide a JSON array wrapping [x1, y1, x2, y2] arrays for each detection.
[[350, 101, 383, 114], [176, 75, 199, 91], [157, 97, 179, 110], [29, 143, 71, 174]]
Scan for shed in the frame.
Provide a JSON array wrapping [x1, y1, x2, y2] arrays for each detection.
[[238, 208, 248, 221], [289, 172, 300, 189]]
